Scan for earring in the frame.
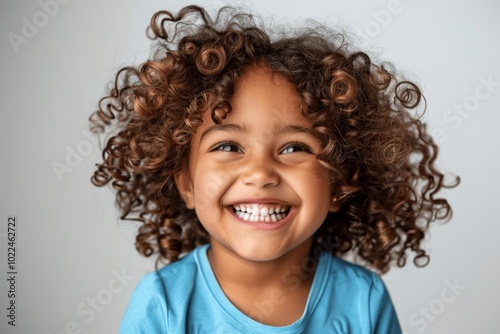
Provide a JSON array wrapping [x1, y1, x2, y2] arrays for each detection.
[[332, 193, 348, 202]]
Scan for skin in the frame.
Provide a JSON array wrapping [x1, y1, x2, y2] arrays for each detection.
[[175, 65, 340, 326]]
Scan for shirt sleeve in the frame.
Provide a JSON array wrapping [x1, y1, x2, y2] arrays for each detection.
[[368, 273, 402, 334], [120, 271, 168, 334]]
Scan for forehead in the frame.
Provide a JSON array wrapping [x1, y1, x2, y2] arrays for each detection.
[[234, 65, 301, 112], [201, 65, 306, 127]]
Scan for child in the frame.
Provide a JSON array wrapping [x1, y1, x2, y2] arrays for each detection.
[[90, 5, 457, 333]]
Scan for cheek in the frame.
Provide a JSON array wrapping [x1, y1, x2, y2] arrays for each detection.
[[300, 165, 333, 209], [192, 167, 232, 209], [302, 163, 332, 190]]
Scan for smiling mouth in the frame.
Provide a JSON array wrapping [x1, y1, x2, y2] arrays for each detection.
[[231, 204, 291, 223]]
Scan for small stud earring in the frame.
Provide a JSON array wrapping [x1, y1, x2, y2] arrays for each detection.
[[333, 193, 348, 202]]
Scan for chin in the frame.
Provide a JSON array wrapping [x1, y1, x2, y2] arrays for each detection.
[[237, 252, 284, 263], [232, 243, 287, 262]]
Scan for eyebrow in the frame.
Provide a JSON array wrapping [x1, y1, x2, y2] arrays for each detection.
[[200, 124, 245, 143], [199, 123, 313, 143]]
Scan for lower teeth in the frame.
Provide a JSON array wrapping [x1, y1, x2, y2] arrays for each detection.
[[233, 209, 289, 222]]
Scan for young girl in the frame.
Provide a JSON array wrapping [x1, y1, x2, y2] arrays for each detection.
[[90, 5, 457, 333]]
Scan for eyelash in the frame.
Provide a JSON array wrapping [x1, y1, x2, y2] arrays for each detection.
[[211, 141, 241, 153], [210, 141, 311, 154], [280, 142, 311, 154]]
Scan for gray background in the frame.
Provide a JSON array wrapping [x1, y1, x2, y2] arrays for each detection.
[[1, 0, 499, 333]]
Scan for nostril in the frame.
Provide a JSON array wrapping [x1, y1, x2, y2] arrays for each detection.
[[240, 168, 280, 188]]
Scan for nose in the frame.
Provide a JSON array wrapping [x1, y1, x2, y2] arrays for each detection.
[[240, 154, 280, 188]]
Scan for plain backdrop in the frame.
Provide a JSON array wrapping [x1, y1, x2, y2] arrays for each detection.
[[1, 0, 499, 333]]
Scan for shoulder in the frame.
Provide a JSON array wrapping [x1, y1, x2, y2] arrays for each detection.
[[120, 270, 169, 333], [129, 246, 201, 299], [324, 254, 381, 289], [120, 246, 206, 334], [321, 253, 392, 302], [156, 248, 200, 288], [317, 253, 402, 333]]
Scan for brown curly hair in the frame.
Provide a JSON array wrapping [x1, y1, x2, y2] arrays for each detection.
[[90, 5, 458, 273]]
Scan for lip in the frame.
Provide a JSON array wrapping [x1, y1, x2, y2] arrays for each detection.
[[226, 199, 297, 231], [228, 198, 291, 206]]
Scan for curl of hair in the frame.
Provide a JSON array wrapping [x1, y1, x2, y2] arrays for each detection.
[[90, 5, 458, 272]]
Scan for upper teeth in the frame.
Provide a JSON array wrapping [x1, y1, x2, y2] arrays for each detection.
[[233, 204, 288, 215], [232, 204, 290, 223]]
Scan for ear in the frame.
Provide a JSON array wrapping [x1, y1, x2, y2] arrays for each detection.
[[174, 169, 195, 209], [329, 194, 345, 212]]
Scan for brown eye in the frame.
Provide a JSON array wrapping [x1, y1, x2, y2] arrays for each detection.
[[280, 143, 311, 154], [212, 141, 242, 153]]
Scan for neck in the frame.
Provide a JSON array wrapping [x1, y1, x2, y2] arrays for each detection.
[[207, 238, 320, 326]]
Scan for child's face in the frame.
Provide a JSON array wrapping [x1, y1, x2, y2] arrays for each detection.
[[175, 65, 338, 262]]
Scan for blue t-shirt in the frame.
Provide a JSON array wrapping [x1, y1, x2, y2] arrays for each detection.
[[121, 244, 401, 333]]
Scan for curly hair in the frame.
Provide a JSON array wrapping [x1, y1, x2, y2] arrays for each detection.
[[90, 5, 458, 273]]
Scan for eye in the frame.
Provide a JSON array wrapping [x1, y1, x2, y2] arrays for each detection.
[[211, 141, 242, 153], [280, 142, 311, 154]]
